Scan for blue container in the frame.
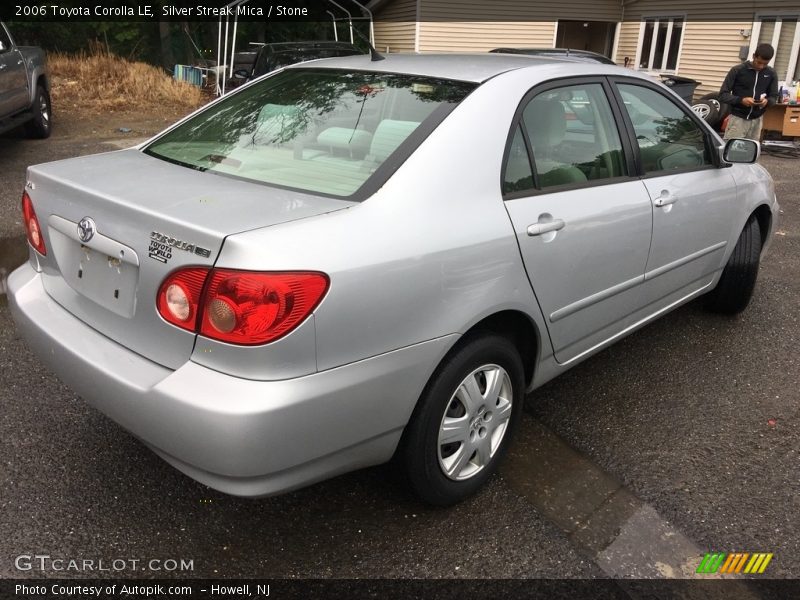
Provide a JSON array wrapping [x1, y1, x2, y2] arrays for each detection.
[[173, 65, 203, 87]]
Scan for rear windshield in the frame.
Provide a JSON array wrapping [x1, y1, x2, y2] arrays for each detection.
[[144, 69, 476, 199]]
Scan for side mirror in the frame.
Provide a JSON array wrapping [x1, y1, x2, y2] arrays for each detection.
[[0, 41, 6, 52], [233, 69, 249, 80], [723, 138, 759, 163]]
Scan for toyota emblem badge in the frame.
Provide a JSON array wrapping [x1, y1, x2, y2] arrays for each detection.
[[77, 217, 96, 243]]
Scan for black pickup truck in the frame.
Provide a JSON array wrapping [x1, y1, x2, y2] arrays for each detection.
[[0, 21, 51, 138]]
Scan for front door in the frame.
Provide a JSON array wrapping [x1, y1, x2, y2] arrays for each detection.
[[502, 79, 653, 364], [613, 81, 737, 309]]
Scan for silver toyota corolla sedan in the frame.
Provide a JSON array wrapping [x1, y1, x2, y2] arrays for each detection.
[[9, 54, 779, 505]]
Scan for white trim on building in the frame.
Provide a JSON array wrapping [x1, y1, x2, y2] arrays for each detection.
[[633, 13, 688, 74]]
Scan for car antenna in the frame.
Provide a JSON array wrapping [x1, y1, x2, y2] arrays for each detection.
[[351, 24, 385, 61], [369, 45, 386, 61]]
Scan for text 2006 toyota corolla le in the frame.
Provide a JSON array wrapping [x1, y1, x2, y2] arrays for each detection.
[[9, 54, 778, 505]]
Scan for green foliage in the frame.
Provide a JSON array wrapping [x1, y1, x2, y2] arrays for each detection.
[[7, 20, 159, 60]]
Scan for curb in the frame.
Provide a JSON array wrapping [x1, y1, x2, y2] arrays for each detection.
[[502, 418, 761, 592]]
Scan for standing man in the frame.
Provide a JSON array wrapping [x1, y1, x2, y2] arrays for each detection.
[[719, 43, 779, 141]]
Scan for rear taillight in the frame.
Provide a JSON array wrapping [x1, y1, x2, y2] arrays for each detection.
[[200, 270, 329, 345], [22, 191, 46, 256], [156, 268, 209, 331], [157, 268, 329, 346]]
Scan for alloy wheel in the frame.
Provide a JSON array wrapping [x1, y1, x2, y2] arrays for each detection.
[[437, 364, 513, 481], [692, 103, 711, 118]]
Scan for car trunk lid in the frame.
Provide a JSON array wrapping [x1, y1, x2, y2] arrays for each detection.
[[27, 149, 351, 369]]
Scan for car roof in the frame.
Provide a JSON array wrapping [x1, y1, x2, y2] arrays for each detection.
[[286, 52, 647, 84]]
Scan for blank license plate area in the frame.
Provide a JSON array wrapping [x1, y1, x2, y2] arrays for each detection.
[[50, 229, 139, 318]]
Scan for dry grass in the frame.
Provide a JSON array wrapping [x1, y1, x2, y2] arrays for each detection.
[[48, 49, 207, 116]]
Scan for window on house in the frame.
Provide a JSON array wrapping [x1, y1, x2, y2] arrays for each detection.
[[753, 16, 800, 82], [638, 17, 684, 71]]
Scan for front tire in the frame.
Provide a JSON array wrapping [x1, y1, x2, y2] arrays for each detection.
[[402, 333, 524, 506], [24, 84, 52, 139], [705, 215, 762, 314]]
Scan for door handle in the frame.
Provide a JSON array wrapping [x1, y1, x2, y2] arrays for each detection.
[[654, 191, 679, 207], [0, 65, 6, 70], [17, 60, 24, 65], [527, 219, 566, 236]]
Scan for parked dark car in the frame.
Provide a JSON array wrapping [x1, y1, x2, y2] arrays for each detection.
[[489, 47, 616, 65], [0, 21, 51, 138], [228, 41, 364, 89]]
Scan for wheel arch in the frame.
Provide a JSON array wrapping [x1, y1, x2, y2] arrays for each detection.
[[460, 310, 540, 390], [752, 203, 772, 252], [28, 69, 50, 105]]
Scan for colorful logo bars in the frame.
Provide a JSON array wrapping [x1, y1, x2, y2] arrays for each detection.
[[696, 552, 773, 574]]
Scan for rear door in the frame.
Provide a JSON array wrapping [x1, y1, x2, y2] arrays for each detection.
[[502, 78, 653, 364], [611, 79, 737, 309]]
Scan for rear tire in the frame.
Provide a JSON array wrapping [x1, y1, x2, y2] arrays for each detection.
[[24, 84, 52, 139], [705, 215, 762, 314], [402, 333, 524, 506]]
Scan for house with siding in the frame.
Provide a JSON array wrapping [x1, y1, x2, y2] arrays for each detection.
[[369, 0, 800, 99]]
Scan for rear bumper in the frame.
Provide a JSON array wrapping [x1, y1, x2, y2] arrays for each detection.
[[8, 263, 454, 496]]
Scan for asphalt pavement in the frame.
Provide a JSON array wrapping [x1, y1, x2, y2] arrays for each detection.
[[0, 295, 601, 579], [1, 118, 798, 582]]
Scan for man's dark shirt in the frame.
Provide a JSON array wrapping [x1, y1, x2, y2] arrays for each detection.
[[719, 61, 779, 120]]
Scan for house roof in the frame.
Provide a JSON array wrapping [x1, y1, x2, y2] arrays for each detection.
[[366, 0, 394, 13]]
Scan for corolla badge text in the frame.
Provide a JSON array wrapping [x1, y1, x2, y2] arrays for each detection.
[[148, 231, 211, 264]]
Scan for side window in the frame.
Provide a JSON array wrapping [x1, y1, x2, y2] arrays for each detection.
[[617, 84, 712, 174], [503, 125, 534, 194], [520, 83, 627, 189]]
